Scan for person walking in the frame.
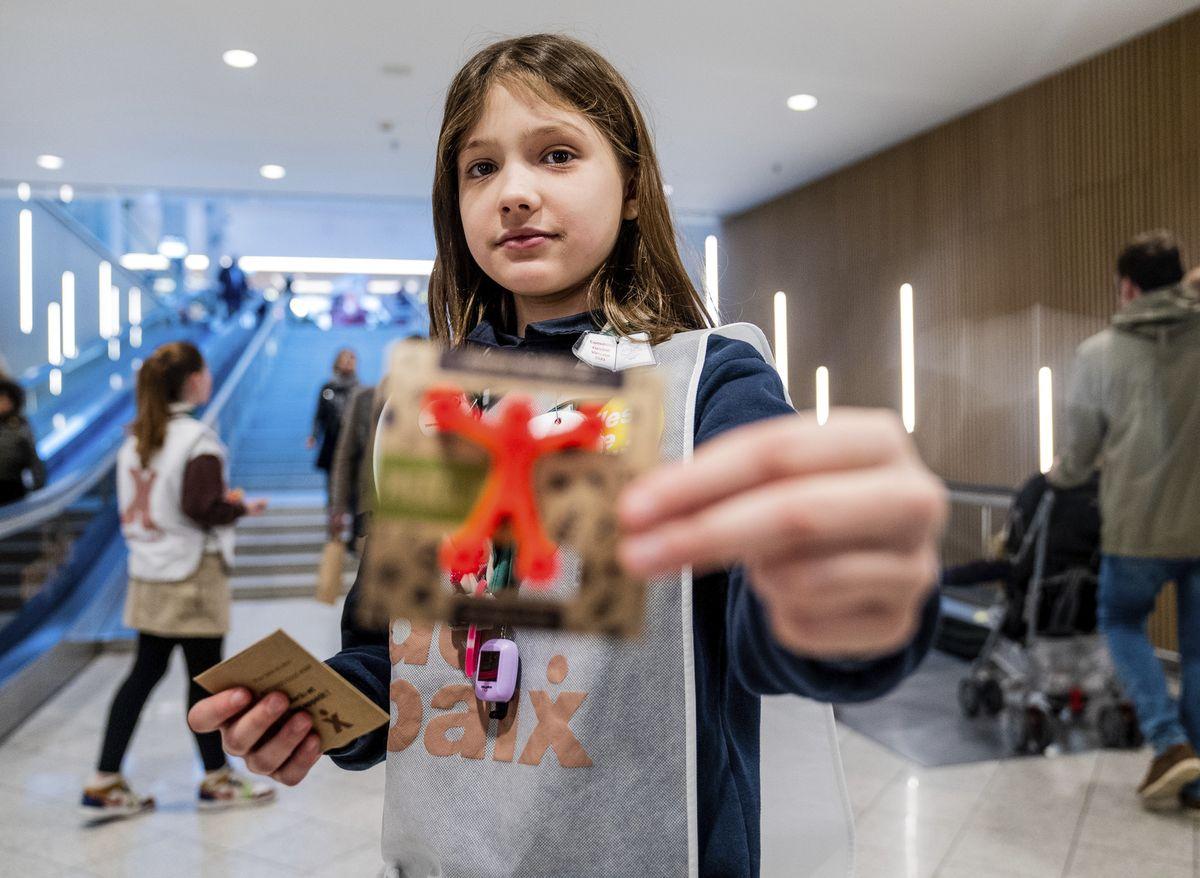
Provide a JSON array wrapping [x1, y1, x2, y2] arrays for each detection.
[[0, 377, 45, 505], [82, 341, 276, 819], [306, 348, 358, 505], [1051, 230, 1200, 811]]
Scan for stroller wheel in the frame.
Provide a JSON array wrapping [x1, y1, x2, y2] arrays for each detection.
[[958, 679, 982, 718], [980, 679, 1004, 716], [1119, 703, 1143, 748], [1006, 705, 1054, 755], [1098, 705, 1123, 748]]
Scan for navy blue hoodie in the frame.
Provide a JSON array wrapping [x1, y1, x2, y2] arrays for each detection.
[[326, 313, 939, 877]]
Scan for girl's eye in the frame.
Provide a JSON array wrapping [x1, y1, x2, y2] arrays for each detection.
[[465, 161, 495, 179], [544, 149, 575, 166]]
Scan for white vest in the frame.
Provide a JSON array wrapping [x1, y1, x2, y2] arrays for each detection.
[[117, 412, 236, 581], [379, 325, 853, 877]]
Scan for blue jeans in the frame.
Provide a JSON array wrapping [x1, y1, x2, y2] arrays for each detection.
[[1100, 554, 1200, 793]]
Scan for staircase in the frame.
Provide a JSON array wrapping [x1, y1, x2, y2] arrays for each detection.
[[226, 325, 397, 600]]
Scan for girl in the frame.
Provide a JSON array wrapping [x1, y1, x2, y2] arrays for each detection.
[[191, 34, 945, 876], [83, 341, 275, 818]]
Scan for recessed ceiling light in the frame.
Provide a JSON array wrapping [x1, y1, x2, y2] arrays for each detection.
[[36, 154, 64, 170], [786, 94, 819, 112], [17, 182, 31, 201], [259, 164, 286, 180], [223, 49, 258, 69], [59, 184, 74, 203]]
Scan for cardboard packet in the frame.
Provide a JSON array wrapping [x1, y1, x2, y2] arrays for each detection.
[[194, 629, 389, 752], [361, 340, 663, 637]]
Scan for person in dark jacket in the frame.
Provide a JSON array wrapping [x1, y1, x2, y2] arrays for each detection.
[[306, 348, 359, 503], [0, 377, 46, 505]]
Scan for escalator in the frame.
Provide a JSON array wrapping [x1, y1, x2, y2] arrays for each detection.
[[0, 302, 274, 739]]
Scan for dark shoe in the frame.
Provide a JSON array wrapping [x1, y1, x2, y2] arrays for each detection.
[[1137, 743, 1200, 806], [1182, 789, 1200, 814]]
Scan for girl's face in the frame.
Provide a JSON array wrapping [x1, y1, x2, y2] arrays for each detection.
[[457, 83, 639, 322], [183, 367, 212, 406]]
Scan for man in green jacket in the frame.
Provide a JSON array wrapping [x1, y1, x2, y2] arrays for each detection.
[[1051, 230, 1200, 811]]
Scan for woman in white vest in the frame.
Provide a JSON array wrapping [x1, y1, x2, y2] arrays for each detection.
[[190, 35, 946, 876], [82, 341, 275, 819]]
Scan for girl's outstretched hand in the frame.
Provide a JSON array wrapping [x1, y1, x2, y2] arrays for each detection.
[[618, 410, 947, 659]]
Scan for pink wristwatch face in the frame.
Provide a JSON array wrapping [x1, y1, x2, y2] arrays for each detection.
[[474, 638, 519, 703]]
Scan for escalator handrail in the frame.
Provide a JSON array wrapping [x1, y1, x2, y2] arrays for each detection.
[[0, 311, 279, 541]]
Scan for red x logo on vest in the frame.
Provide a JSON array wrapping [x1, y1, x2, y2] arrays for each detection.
[[122, 467, 162, 534]]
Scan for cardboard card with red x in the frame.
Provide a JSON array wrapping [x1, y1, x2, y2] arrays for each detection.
[[359, 339, 663, 638]]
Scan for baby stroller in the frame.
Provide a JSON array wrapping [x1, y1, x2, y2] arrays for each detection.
[[955, 475, 1142, 755]]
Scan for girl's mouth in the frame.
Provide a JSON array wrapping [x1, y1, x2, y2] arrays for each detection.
[[501, 234, 556, 250]]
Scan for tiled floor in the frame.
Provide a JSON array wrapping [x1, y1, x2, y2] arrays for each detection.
[[1, 599, 1196, 877]]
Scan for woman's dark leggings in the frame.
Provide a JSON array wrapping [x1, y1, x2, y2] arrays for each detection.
[[97, 632, 227, 773]]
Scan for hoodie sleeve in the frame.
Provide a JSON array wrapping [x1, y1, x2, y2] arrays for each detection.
[[696, 337, 937, 702], [1049, 337, 1106, 489]]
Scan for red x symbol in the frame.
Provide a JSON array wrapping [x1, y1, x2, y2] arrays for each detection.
[[122, 467, 162, 534]]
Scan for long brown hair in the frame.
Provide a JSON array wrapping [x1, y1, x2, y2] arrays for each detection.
[[132, 341, 205, 467], [429, 33, 711, 346]]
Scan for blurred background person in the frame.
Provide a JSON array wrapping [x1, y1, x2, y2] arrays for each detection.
[[0, 377, 46, 506], [82, 341, 274, 820], [306, 347, 358, 505], [1050, 230, 1200, 812], [217, 255, 249, 319]]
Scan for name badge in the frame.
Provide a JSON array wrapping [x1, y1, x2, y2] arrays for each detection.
[[573, 331, 657, 372]]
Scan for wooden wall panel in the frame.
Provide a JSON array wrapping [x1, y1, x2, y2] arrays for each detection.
[[722, 12, 1200, 652], [723, 10, 1200, 491]]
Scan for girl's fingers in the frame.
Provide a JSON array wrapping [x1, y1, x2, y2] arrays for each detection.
[[619, 467, 944, 578], [619, 409, 910, 533], [187, 688, 252, 734], [220, 691, 291, 756], [272, 733, 323, 787], [767, 600, 925, 659], [749, 548, 939, 620], [245, 711, 314, 777]]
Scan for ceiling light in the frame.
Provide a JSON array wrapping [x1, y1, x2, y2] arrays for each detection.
[[157, 236, 188, 259], [17, 182, 31, 201], [59, 184, 74, 203], [259, 164, 286, 180], [184, 254, 210, 271], [37, 154, 64, 170], [223, 49, 258, 69], [786, 94, 819, 112]]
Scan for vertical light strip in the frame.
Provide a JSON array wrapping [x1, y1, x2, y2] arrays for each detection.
[[130, 326, 143, 348], [111, 284, 122, 336], [61, 271, 77, 358], [1038, 367, 1054, 474], [773, 291, 789, 393], [47, 303, 63, 366], [49, 369, 62, 396], [128, 286, 142, 325], [98, 261, 112, 338], [900, 283, 916, 433], [704, 235, 720, 323], [19, 209, 33, 333], [108, 338, 121, 361], [815, 366, 830, 426]]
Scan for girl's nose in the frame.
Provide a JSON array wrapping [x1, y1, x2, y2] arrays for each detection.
[[497, 168, 540, 215]]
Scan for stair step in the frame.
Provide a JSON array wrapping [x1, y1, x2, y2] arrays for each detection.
[[232, 552, 356, 575], [236, 532, 329, 554], [230, 570, 355, 600]]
